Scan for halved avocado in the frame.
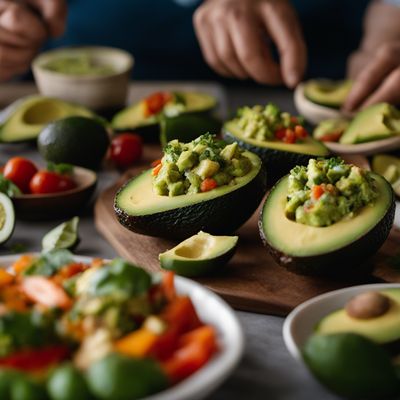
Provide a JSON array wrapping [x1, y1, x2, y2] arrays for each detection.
[[316, 289, 400, 348], [340, 103, 400, 145], [0, 96, 95, 143], [0, 193, 15, 245], [111, 92, 217, 142], [259, 173, 395, 276], [159, 231, 238, 277], [223, 120, 329, 184], [114, 151, 266, 239], [372, 154, 400, 197], [303, 79, 352, 108]]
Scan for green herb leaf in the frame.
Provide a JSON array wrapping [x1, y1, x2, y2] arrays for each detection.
[[23, 249, 74, 276], [0, 174, 21, 197], [47, 162, 74, 175]]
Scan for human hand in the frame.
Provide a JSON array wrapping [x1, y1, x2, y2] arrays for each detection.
[[193, 0, 306, 87], [344, 42, 400, 111], [0, 0, 66, 81]]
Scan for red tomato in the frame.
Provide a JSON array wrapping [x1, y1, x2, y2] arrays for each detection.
[[29, 171, 76, 194], [144, 91, 173, 117], [110, 133, 143, 169], [3, 157, 38, 193]]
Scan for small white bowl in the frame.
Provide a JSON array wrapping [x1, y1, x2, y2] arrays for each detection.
[[32, 46, 134, 110], [283, 283, 400, 362], [0, 254, 244, 400], [294, 83, 351, 125]]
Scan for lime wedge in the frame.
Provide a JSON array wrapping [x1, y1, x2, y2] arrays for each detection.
[[42, 217, 80, 252]]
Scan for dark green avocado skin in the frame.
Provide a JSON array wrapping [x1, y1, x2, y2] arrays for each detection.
[[259, 179, 395, 277], [222, 129, 326, 185], [114, 167, 267, 240]]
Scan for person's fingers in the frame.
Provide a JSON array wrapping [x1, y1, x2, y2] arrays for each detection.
[[227, 7, 281, 84], [0, 44, 37, 67], [0, 62, 30, 81], [0, 25, 28, 47], [359, 67, 400, 108], [193, 6, 234, 77], [259, 1, 306, 88], [24, 0, 67, 37], [344, 44, 400, 111], [346, 51, 368, 80], [213, 19, 248, 79], [0, 1, 47, 44]]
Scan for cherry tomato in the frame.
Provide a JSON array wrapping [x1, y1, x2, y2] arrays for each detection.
[[29, 171, 76, 194], [3, 157, 38, 193], [110, 133, 143, 169], [144, 91, 173, 117]]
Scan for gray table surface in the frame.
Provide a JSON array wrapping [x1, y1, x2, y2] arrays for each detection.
[[2, 83, 398, 400]]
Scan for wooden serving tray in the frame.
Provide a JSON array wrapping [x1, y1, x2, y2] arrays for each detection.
[[95, 145, 400, 316]]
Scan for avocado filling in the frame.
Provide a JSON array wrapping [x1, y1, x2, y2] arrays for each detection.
[[285, 158, 378, 227], [233, 103, 308, 143], [142, 91, 186, 118], [153, 134, 252, 197]]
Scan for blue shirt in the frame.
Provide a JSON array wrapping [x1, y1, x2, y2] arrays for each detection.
[[46, 0, 370, 81]]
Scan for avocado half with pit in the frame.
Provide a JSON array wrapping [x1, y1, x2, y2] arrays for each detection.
[[114, 151, 266, 240], [159, 231, 238, 277], [223, 120, 329, 185], [259, 173, 395, 276], [0, 95, 95, 143], [340, 103, 400, 145], [111, 92, 218, 142]]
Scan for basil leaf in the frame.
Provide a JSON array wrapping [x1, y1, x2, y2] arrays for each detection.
[[47, 162, 74, 175], [24, 249, 74, 276], [0, 173, 21, 197]]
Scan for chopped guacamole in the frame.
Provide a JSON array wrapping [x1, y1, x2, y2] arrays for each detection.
[[234, 103, 306, 142], [153, 134, 252, 196], [285, 158, 378, 227], [44, 54, 116, 76]]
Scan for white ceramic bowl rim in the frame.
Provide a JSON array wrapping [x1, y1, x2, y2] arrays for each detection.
[[0, 254, 244, 400], [32, 46, 134, 80], [283, 283, 400, 362]]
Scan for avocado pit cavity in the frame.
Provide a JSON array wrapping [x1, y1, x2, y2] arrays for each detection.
[[345, 291, 390, 320]]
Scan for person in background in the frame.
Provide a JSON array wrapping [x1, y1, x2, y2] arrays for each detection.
[[0, 0, 399, 111]]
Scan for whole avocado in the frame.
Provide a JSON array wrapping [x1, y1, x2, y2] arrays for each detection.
[[38, 116, 110, 170]]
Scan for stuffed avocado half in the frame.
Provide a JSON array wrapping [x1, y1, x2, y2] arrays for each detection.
[[111, 91, 219, 142], [115, 134, 266, 239], [259, 157, 395, 276], [223, 103, 329, 185]]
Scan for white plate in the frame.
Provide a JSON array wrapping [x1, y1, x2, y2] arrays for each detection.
[[282, 283, 400, 363], [0, 254, 244, 400]]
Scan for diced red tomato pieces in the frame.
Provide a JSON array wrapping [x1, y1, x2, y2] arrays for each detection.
[[274, 128, 287, 140], [144, 92, 173, 117], [152, 163, 162, 176], [283, 129, 296, 144], [151, 159, 162, 168], [0, 345, 69, 371], [294, 125, 308, 139], [200, 178, 218, 192], [312, 185, 324, 200], [319, 131, 343, 142]]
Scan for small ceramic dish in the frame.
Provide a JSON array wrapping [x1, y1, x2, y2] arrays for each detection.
[[32, 46, 134, 110], [12, 166, 97, 220], [283, 283, 400, 362], [0, 254, 244, 400], [294, 83, 352, 125]]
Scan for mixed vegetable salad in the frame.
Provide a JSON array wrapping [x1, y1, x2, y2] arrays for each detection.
[[142, 91, 186, 118], [234, 103, 308, 143], [285, 158, 378, 227], [0, 250, 218, 399]]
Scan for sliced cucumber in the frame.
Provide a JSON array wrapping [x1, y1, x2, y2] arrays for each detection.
[[42, 216, 80, 252], [159, 231, 238, 277], [0, 193, 15, 245]]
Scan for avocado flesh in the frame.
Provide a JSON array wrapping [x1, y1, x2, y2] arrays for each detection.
[[0, 96, 94, 143], [303, 333, 400, 399], [115, 151, 266, 239], [304, 79, 352, 108], [260, 173, 394, 275], [111, 92, 217, 131], [223, 120, 329, 185], [159, 231, 238, 277], [340, 103, 400, 145], [316, 289, 400, 345]]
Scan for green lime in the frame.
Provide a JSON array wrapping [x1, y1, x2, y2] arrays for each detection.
[[42, 217, 80, 252], [87, 353, 167, 400]]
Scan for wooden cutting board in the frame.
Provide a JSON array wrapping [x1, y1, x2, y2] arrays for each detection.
[[95, 145, 400, 316]]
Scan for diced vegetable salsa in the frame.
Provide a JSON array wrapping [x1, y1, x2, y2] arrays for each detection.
[[0, 250, 218, 399], [153, 134, 252, 196], [143, 91, 186, 118], [234, 103, 308, 143], [285, 158, 378, 227]]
